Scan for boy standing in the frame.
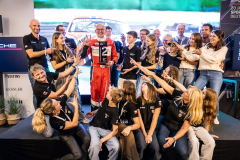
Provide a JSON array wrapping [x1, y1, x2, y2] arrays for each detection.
[[117, 31, 141, 89]]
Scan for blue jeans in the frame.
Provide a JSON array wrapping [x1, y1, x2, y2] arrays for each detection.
[[88, 126, 119, 160], [111, 65, 120, 87], [179, 68, 195, 88], [157, 123, 188, 160], [194, 70, 223, 116], [133, 128, 161, 160]]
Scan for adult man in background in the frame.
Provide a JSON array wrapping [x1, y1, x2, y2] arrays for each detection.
[[23, 19, 55, 109], [81, 24, 118, 111], [154, 29, 163, 48], [56, 25, 77, 54], [105, 26, 124, 87], [135, 29, 150, 55], [173, 24, 189, 45], [201, 23, 213, 46]]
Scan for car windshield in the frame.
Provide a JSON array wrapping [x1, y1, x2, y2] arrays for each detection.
[[69, 18, 130, 35]]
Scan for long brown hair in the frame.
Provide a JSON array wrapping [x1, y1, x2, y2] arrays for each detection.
[[122, 81, 137, 103], [185, 32, 202, 51], [140, 82, 157, 105], [32, 99, 55, 133], [52, 32, 73, 63], [165, 65, 179, 87], [203, 88, 217, 131], [142, 34, 157, 64], [207, 30, 225, 51]]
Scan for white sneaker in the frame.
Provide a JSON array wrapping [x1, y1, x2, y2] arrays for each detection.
[[82, 118, 91, 124], [214, 117, 219, 125]]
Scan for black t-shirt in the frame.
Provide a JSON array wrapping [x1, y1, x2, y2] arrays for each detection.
[[23, 33, 50, 69], [162, 89, 189, 130], [162, 53, 181, 70], [136, 97, 161, 130], [118, 101, 138, 126], [119, 45, 141, 80], [90, 98, 119, 130], [50, 94, 77, 135], [135, 41, 146, 52], [33, 72, 59, 108], [142, 50, 159, 69], [65, 37, 77, 51]]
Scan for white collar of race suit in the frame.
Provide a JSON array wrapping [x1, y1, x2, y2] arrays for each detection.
[[97, 37, 106, 41]]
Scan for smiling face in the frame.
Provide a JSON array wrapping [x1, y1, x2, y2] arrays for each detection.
[[177, 24, 185, 36], [170, 44, 179, 53], [51, 99, 62, 114], [154, 29, 161, 39], [56, 34, 65, 46], [181, 88, 190, 102], [161, 67, 170, 79], [141, 83, 149, 93], [189, 34, 196, 47], [95, 24, 105, 38], [33, 69, 47, 82], [105, 28, 112, 38], [58, 26, 66, 36], [140, 31, 147, 41], [146, 37, 154, 47], [163, 36, 172, 48], [201, 26, 211, 39], [210, 32, 220, 47], [29, 19, 41, 34]]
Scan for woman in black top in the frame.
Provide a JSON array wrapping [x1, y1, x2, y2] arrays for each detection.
[[50, 32, 86, 122], [32, 69, 91, 160], [136, 34, 159, 97], [118, 80, 140, 160], [135, 66, 204, 160], [134, 82, 161, 160]]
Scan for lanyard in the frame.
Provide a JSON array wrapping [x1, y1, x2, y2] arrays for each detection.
[[118, 102, 128, 119], [174, 101, 179, 108], [54, 109, 72, 122], [61, 50, 68, 61]]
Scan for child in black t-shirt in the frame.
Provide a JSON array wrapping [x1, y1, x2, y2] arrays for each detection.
[[85, 87, 123, 160], [32, 74, 91, 160], [118, 31, 141, 89], [134, 82, 161, 160], [118, 80, 140, 160]]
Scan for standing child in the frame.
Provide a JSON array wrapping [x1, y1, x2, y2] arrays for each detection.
[[85, 87, 123, 160], [118, 31, 141, 89]]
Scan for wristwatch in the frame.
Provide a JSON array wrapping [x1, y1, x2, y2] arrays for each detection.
[[173, 136, 176, 141]]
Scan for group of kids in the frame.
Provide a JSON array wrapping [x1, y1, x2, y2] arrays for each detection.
[[31, 23, 227, 160]]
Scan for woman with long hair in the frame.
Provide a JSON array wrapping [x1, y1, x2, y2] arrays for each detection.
[[134, 82, 161, 160], [130, 63, 203, 160], [32, 69, 91, 160], [50, 32, 87, 122], [136, 34, 159, 97], [117, 81, 140, 160], [178, 32, 202, 88], [187, 88, 218, 160], [178, 30, 228, 124]]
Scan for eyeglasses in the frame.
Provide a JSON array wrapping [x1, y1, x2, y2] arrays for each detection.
[[96, 29, 104, 31]]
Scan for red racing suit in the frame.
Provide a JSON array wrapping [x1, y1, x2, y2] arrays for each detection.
[[81, 38, 118, 108]]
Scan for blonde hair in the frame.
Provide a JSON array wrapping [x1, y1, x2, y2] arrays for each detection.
[[52, 32, 73, 64], [30, 64, 44, 76], [142, 34, 157, 64], [110, 87, 123, 103], [204, 88, 217, 131], [177, 86, 203, 126], [32, 99, 55, 133], [185, 86, 203, 125], [122, 81, 137, 103], [140, 82, 157, 105]]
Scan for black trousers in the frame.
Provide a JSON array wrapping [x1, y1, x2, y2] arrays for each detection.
[[57, 123, 91, 160], [133, 129, 161, 160]]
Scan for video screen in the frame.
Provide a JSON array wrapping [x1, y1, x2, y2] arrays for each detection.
[[34, 0, 221, 95], [0, 37, 28, 72]]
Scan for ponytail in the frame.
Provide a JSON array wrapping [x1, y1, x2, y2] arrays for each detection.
[[32, 98, 55, 133]]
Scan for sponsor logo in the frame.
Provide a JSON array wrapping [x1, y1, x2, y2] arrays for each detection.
[[140, 106, 145, 109], [0, 44, 17, 48], [105, 113, 109, 118], [31, 41, 36, 43], [95, 42, 99, 45], [150, 106, 155, 110], [7, 75, 20, 78], [6, 88, 22, 91], [159, 101, 162, 106], [130, 53, 135, 56], [43, 91, 48, 95], [7, 100, 23, 104], [25, 45, 28, 48], [41, 42, 46, 44], [134, 110, 138, 114], [116, 120, 118, 124], [179, 110, 186, 115], [60, 126, 63, 129]]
